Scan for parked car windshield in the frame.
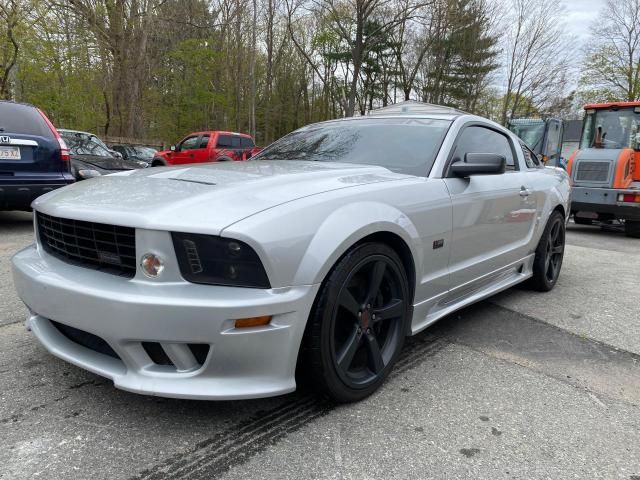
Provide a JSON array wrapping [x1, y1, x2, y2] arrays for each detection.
[[581, 108, 640, 150], [254, 118, 451, 176], [61, 132, 113, 157], [132, 146, 157, 159]]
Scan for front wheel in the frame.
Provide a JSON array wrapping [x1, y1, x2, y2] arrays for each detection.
[[151, 158, 167, 167], [529, 211, 566, 292], [306, 243, 411, 402], [625, 220, 640, 238]]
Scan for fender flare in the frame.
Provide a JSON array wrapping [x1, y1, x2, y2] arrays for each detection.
[[291, 201, 423, 288]]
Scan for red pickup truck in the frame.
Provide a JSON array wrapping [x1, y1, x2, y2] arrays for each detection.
[[151, 131, 261, 167]]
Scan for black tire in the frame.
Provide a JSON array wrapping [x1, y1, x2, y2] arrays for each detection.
[[529, 211, 566, 292], [151, 158, 167, 167], [305, 242, 411, 402], [625, 220, 640, 238], [573, 217, 593, 225], [217, 156, 233, 162]]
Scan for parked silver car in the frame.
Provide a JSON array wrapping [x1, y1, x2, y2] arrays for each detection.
[[12, 103, 570, 402]]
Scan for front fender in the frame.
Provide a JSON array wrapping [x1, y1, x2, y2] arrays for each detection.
[[292, 201, 423, 287]]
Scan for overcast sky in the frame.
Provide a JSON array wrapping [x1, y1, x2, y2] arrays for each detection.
[[563, 0, 601, 45]]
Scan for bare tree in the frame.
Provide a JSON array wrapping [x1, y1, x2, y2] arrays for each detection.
[[580, 0, 640, 101], [0, 0, 23, 99], [500, 0, 572, 124]]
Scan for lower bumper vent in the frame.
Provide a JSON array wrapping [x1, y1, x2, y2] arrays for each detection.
[[142, 342, 210, 370], [51, 320, 120, 360]]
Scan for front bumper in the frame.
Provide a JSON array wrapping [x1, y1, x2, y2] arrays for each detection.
[[570, 186, 640, 220], [12, 244, 319, 400]]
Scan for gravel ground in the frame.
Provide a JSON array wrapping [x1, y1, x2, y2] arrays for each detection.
[[0, 214, 639, 480]]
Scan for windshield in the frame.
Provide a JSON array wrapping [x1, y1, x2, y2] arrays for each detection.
[[133, 146, 157, 159], [61, 132, 113, 157], [580, 108, 640, 150], [508, 122, 546, 153], [253, 118, 451, 176]]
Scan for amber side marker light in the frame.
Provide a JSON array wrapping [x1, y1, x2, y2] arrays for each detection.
[[235, 316, 272, 328]]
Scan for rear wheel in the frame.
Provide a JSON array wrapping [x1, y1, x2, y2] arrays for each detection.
[[529, 211, 565, 292], [625, 220, 640, 238], [306, 243, 410, 402]]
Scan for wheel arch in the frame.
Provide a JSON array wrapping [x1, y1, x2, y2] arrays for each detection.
[[295, 228, 418, 385], [290, 201, 423, 294]]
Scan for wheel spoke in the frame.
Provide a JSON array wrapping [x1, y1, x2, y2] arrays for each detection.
[[365, 331, 384, 374], [366, 260, 386, 304], [339, 288, 361, 318], [337, 325, 362, 371], [552, 245, 564, 255], [373, 298, 404, 323], [550, 223, 559, 243], [547, 257, 557, 280]]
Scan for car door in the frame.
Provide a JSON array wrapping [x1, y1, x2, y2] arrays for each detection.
[[190, 133, 211, 163], [443, 124, 538, 291], [172, 135, 201, 165]]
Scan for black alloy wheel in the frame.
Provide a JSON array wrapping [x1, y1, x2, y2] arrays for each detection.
[[529, 211, 565, 291], [305, 242, 410, 402], [544, 217, 565, 284]]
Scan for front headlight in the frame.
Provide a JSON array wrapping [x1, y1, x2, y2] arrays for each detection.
[[171, 233, 271, 288]]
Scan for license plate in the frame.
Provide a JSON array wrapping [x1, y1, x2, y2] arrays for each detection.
[[0, 146, 20, 160]]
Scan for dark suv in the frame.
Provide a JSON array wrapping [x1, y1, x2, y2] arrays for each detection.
[[0, 101, 74, 211]]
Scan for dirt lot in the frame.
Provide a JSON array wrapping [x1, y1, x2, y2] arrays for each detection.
[[1, 211, 639, 480]]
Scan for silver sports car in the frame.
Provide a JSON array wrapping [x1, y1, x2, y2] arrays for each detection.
[[12, 103, 570, 402]]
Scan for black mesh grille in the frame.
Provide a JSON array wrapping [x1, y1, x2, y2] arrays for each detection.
[[37, 212, 136, 278], [51, 320, 120, 360], [576, 161, 610, 182]]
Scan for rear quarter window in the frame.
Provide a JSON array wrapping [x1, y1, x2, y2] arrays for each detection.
[[0, 102, 54, 138]]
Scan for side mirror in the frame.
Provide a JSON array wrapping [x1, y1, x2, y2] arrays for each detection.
[[170, 145, 177, 152], [111, 150, 123, 159], [450, 153, 506, 177]]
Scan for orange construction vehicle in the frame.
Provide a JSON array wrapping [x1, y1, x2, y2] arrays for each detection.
[[567, 102, 640, 237]]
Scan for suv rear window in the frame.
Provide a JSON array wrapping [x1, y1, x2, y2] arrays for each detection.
[[241, 137, 254, 148], [0, 102, 54, 138]]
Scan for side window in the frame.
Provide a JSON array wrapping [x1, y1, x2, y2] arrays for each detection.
[[216, 135, 233, 148], [241, 137, 254, 148], [199, 134, 210, 149], [180, 136, 200, 151], [452, 126, 516, 171], [521, 143, 540, 168]]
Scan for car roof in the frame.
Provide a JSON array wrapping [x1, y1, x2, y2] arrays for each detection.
[[368, 100, 467, 117], [188, 131, 252, 137], [0, 99, 37, 109]]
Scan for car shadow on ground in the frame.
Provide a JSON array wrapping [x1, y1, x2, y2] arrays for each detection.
[[0, 211, 33, 234]]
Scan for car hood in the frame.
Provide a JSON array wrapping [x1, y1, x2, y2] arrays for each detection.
[[33, 160, 408, 235], [70, 154, 136, 171]]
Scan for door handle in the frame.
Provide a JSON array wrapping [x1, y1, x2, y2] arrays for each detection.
[[520, 187, 531, 197]]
